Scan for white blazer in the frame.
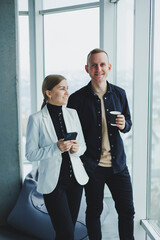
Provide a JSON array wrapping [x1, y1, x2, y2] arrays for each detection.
[[25, 105, 89, 194]]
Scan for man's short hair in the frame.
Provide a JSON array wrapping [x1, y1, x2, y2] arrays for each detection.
[[87, 48, 109, 65]]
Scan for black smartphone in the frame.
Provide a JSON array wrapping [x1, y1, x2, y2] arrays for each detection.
[[64, 132, 78, 141]]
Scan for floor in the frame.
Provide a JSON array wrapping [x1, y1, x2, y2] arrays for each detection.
[[0, 197, 119, 240]]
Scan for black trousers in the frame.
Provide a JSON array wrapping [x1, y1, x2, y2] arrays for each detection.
[[85, 166, 135, 240], [43, 175, 83, 240]]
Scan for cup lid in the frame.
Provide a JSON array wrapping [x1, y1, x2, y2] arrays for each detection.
[[110, 111, 121, 115]]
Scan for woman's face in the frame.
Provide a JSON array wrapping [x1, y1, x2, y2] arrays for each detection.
[[46, 79, 69, 106]]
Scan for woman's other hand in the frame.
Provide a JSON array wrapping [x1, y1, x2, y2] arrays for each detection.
[[70, 140, 79, 154]]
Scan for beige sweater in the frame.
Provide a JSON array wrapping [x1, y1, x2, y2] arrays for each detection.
[[95, 89, 112, 167]]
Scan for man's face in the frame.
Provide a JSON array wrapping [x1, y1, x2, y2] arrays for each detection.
[[85, 52, 111, 84]]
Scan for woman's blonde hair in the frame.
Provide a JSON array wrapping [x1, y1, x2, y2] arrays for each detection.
[[41, 74, 66, 109]]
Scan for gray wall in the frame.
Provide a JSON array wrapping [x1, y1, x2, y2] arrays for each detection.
[[0, 0, 21, 225]]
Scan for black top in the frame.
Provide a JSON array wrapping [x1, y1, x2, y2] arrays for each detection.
[[67, 81, 132, 174], [47, 103, 73, 180], [47, 103, 66, 139]]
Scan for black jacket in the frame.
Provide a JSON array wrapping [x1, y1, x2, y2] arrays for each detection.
[[67, 81, 132, 174]]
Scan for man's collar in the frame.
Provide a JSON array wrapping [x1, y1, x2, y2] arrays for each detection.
[[86, 80, 113, 96]]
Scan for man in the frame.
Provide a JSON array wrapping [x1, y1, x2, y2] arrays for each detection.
[[67, 48, 135, 240]]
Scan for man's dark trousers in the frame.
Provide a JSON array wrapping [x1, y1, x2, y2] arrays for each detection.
[[85, 166, 135, 240]]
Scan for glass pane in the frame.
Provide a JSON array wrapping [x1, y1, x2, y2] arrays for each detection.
[[44, 8, 99, 93], [18, 0, 28, 11], [19, 16, 32, 178], [117, 0, 134, 173], [149, 0, 160, 233], [43, 0, 98, 10]]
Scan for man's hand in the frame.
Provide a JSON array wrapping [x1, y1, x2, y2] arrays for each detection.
[[116, 114, 125, 130]]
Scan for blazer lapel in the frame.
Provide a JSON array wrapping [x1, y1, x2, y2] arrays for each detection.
[[41, 105, 58, 142]]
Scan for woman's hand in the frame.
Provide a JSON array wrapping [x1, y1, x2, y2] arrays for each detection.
[[115, 114, 125, 130], [70, 140, 79, 154], [57, 139, 73, 152]]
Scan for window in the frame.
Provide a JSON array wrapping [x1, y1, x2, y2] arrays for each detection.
[[18, 15, 32, 178], [44, 7, 99, 93], [116, 0, 134, 173], [18, 0, 28, 11], [148, 0, 160, 233], [18, 3, 99, 178]]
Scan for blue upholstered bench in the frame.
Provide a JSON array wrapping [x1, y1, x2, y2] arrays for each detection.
[[8, 169, 109, 240]]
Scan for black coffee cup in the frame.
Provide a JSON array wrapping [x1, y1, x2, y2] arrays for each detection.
[[110, 111, 121, 126]]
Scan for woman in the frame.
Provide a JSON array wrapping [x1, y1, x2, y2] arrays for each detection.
[[25, 74, 88, 240]]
